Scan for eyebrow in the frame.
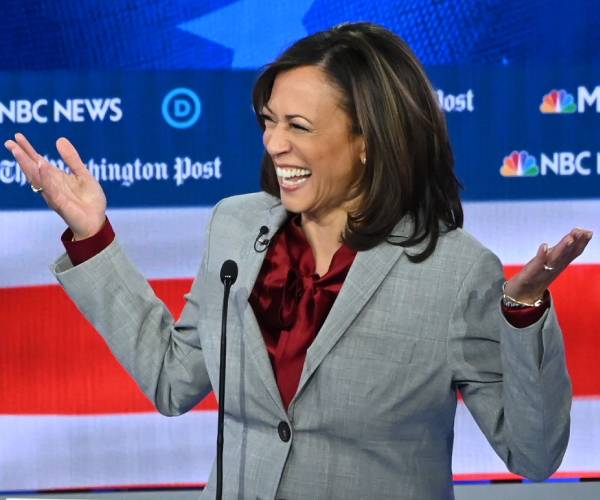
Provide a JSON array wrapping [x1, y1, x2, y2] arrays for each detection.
[[262, 104, 313, 124]]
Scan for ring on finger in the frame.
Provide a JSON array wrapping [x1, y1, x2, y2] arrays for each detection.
[[30, 184, 44, 193], [543, 264, 554, 271]]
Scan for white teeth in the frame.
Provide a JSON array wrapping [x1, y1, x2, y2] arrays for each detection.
[[281, 176, 309, 186], [275, 166, 312, 178]]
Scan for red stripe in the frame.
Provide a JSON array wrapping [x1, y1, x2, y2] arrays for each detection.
[[453, 471, 600, 481], [505, 264, 600, 396], [14, 482, 207, 493], [9, 474, 600, 493], [0, 279, 216, 414], [1, 264, 599, 414]]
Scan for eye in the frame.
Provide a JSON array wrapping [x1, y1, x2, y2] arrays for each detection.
[[291, 122, 309, 132], [259, 113, 275, 124]]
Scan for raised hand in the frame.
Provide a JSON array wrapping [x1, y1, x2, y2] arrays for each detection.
[[504, 228, 593, 304], [4, 133, 107, 240]]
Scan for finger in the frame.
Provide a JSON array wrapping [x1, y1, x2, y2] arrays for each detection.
[[547, 232, 591, 269], [38, 162, 60, 204], [4, 140, 42, 186], [525, 242, 551, 269], [548, 231, 578, 257], [570, 227, 593, 242], [569, 230, 588, 251], [558, 228, 593, 255], [56, 137, 88, 177], [538, 242, 561, 274], [14, 133, 43, 164], [569, 232, 592, 257], [545, 243, 571, 270]]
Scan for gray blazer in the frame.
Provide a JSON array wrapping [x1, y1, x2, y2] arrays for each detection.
[[53, 192, 571, 500]]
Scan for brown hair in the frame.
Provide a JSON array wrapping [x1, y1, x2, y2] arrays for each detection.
[[252, 22, 463, 262]]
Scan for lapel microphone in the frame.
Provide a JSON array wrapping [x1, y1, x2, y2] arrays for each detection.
[[253, 225, 270, 253], [216, 259, 238, 500]]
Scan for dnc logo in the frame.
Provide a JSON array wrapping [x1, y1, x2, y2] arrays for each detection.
[[539, 89, 576, 113], [500, 151, 539, 177], [162, 88, 202, 129]]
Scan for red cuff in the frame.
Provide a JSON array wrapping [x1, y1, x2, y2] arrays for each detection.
[[502, 296, 550, 328], [61, 218, 115, 266]]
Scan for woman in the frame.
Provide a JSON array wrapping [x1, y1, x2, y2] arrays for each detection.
[[4, 22, 592, 500]]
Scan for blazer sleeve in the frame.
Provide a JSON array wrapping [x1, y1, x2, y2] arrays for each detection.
[[51, 209, 219, 417], [447, 248, 572, 481]]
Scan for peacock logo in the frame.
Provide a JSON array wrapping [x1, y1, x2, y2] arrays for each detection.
[[500, 151, 540, 177], [540, 89, 577, 113]]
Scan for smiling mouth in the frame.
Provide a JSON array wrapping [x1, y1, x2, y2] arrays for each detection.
[[276, 166, 312, 187]]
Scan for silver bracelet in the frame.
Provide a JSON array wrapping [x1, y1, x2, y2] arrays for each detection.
[[502, 281, 546, 308]]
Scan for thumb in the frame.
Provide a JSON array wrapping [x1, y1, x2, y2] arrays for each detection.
[[56, 137, 87, 176], [533, 242, 550, 264]]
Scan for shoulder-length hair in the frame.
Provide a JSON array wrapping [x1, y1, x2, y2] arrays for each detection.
[[252, 22, 463, 262]]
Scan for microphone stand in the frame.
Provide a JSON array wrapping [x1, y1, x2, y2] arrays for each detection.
[[217, 260, 238, 500]]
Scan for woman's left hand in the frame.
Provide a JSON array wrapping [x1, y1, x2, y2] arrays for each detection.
[[504, 228, 593, 304]]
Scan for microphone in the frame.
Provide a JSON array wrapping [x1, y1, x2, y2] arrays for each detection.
[[254, 225, 270, 253], [220, 259, 238, 285], [216, 259, 238, 500]]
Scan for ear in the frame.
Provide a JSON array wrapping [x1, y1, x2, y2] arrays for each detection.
[[359, 138, 366, 165]]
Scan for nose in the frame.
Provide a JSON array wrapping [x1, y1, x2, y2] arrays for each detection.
[[263, 124, 291, 157]]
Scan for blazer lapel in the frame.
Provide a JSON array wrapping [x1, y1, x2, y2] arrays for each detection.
[[294, 219, 414, 402], [230, 199, 418, 413], [233, 201, 289, 413]]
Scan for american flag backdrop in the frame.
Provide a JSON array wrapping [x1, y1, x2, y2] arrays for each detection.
[[1, 0, 600, 492]]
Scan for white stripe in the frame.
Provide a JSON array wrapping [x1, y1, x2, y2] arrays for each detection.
[[1, 199, 599, 288], [1, 399, 598, 490], [463, 199, 600, 265], [452, 397, 600, 474], [0, 207, 212, 288], [0, 412, 216, 490]]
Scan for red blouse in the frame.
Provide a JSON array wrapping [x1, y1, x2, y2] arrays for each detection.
[[249, 216, 356, 409]]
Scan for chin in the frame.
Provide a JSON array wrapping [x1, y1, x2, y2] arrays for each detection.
[[276, 183, 306, 208], [279, 193, 306, 214]]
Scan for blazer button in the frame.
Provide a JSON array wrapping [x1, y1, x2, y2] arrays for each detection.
[[277, 421, 291, 442]]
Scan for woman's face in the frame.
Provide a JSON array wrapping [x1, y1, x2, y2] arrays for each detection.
[[261, 65, 364, 220]]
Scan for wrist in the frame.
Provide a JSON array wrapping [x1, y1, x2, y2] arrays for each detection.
[[73, 231, 95, 241], [72, 217, 107, 241], [502, 281, 547, 308], [62, 217, 115, 266]]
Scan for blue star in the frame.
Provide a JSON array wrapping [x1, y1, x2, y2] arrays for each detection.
[[178, 0, 315, 69]]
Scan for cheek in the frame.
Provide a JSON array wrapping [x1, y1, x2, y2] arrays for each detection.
[[325, 154, 358, 183], [314, 162, 354, 200], [262, 130, 270, 148]]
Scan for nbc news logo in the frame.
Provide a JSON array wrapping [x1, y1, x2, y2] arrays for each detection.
[[540, 86, 600, 113], [501, 150, 600, 177]]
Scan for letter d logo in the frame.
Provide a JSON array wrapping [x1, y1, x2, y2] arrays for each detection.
[[162, 88, 202, 129]]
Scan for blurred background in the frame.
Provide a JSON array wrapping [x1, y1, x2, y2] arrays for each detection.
[[1, 0, 599, 498]]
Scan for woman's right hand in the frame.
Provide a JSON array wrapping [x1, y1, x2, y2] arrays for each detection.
[[4, 133, 107, 240]]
